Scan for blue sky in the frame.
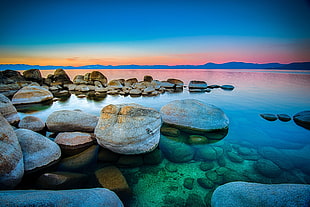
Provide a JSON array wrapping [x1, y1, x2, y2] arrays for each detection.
[[0, 0, 310, 65]]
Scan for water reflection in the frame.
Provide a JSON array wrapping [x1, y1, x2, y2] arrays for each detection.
[[15, 100, 53, 113]]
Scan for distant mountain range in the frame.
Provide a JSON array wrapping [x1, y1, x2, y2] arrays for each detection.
[[0, 61, 309, 70]]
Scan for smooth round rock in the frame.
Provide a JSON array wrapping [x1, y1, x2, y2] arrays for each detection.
[[277, 114, 291, 122], [0, 94, 20, 125], [260, 113, 277, 121], [254, 159, 281, 178], [293, 111, 310, 130], [12, 85, 53, 105], [46, 110, 99, 132], [0, 114, 24, 189], [95, 103, 162, 155], [18, 116, 45, 132], [0, 188, 124, 207], [188, 135, 208, 145], [211, 182, 310, 207], [220, 85, 234, 90], [160, 99, 229, 133], [15, 129, 61, 173]]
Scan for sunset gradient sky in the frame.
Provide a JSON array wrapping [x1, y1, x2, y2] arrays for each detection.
[[1, 0, 310, 66]]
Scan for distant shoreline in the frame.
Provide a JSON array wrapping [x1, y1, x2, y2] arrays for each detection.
[[1, 61, 310, 71]]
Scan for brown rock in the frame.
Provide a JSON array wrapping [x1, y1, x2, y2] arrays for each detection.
[[53, 69, 72, 84], [90, 71, 108, 86], [144, 75, 153, 82], [22, 69, 43, 84]]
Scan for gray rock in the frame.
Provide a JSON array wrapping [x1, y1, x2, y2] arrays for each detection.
[[0, 114, 24, 189], [160, 99, 229, 133], [46, 110, 99, 132], [129, 88, 142, 95], [254, 159, 281, 178], [258, 146, 294, 170], [159, 135, 195, 163], [189, 80, 207, 89], [22, 69, 43, 84], [108, 80, 124, 89], [226, 151, 244, 163], [95, 103, 162, 154], [73, 75, 88, 85], [195, 146, 217, 161], [293, 110, 310, 130], [18, 116, 45, 132], [0, 94, 20, 125], [211, 181, 310, 207], [15, 129, 61, 173], [124, 78, 138, 87], [167, 78, 184, 87], [0, 188, 124, 207], [12, 84, 54, 105], [55, 132, 95, 155], [199, 162, 215, 171], [160, 81, 175, 88]]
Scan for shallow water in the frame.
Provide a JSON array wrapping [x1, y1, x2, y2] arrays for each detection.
[[17, 69, 310, 206]]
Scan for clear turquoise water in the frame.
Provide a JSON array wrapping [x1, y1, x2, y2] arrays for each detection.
[[16, 69, 310, 206]]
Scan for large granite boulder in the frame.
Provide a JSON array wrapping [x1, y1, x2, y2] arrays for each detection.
[[46, 110, 99, 132], [55, 132, 95, 155], [0, 114, 24, 189], [293, 111, 310, 130], [12, 84, 53, 105], [0, 94, 20, 125], [90, 71, 108, 86], [18, 116, 45, 132], [0, 188, 124, 207], [95, 103, 162, 154], [211, 182, 310, 207], [53, 68, 72, 85], [0, 70, 25, 84], [22, 69, 43, 84], [189, 81, 208, 89], [160, 99, 229, 133], [15, 129, 61, 173]]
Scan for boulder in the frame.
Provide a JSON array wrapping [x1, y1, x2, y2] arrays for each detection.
[[95, 166, 131, 195], [73, 75, 88, 85], [159, 135, 195, 163], [35, 171, 88, 190], [0, 188, 124, 207], [199, 162, 215, 171], [188, 135, 208, 145], [277, 114, 291, 122], [46, 110, 99, 132], [195, 146, 217, 161], [53, 69, 72, 84], [197, 178, 214, 189], [0, 70, 26, 84], [57, 145, 98, 172], [12, 84, 53, 105], [95, 103, 162, 154], [211, 182, 310, 207], [15, 129, 61, 173], [189, 81, 208, 89], [0, 94, 20, 125], [22, 69, 43, 84], [254, 159, 281, 178], [183, 178, 194, 190], [160, 81, 175, 88], [90, 71, 108, 86], [129, 89, 142, 95], [167, 79, 184, 87], [160, 99, 229, 133], [0, 114, 24, 189], [117, 155, 144, 167], [160, 126, 180, 137], [258, 146, 294, 170], [124, 78, 138, 87], [55, 132, 95, 155], [18, 116, 45, 132], [143, 75, 153, 82], [226, 151, 244, 163], [260, 113, 277, 121], [108, 80, 124, 89], [293, 111, 310, 130]]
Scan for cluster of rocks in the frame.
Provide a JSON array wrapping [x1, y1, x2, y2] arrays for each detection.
[[188, 80, 234, 92], [260, 111, 310, 130]]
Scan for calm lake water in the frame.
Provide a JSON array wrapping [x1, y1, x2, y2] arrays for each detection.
[[17, 69, 310, 206]]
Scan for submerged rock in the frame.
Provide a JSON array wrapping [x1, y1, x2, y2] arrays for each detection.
[[15, 129, 61, 173], [293, 110, 310, 130], [46, 110, 99, 132], [12, 84, 53, 105], [254, 159, 281, 178], [95, 103, 162, 155], [18, 116, 45, 132], [0, 188, 124, 207], [160, 99, 229, 133], [260, 113, 277, 121], [160, 126, 180, 137], [183, 178, 194, 190], [211, 182, 310, 207], [0, 94, 20, 125], [0, 114, 24, 189]]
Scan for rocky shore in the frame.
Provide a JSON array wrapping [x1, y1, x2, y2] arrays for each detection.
[[1, 68, 309, 206]]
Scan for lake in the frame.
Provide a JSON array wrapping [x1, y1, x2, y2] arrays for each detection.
[[17, 69, 310, 206]]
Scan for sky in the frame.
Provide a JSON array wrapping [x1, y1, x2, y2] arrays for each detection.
[[0, 0, 310, 66]]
